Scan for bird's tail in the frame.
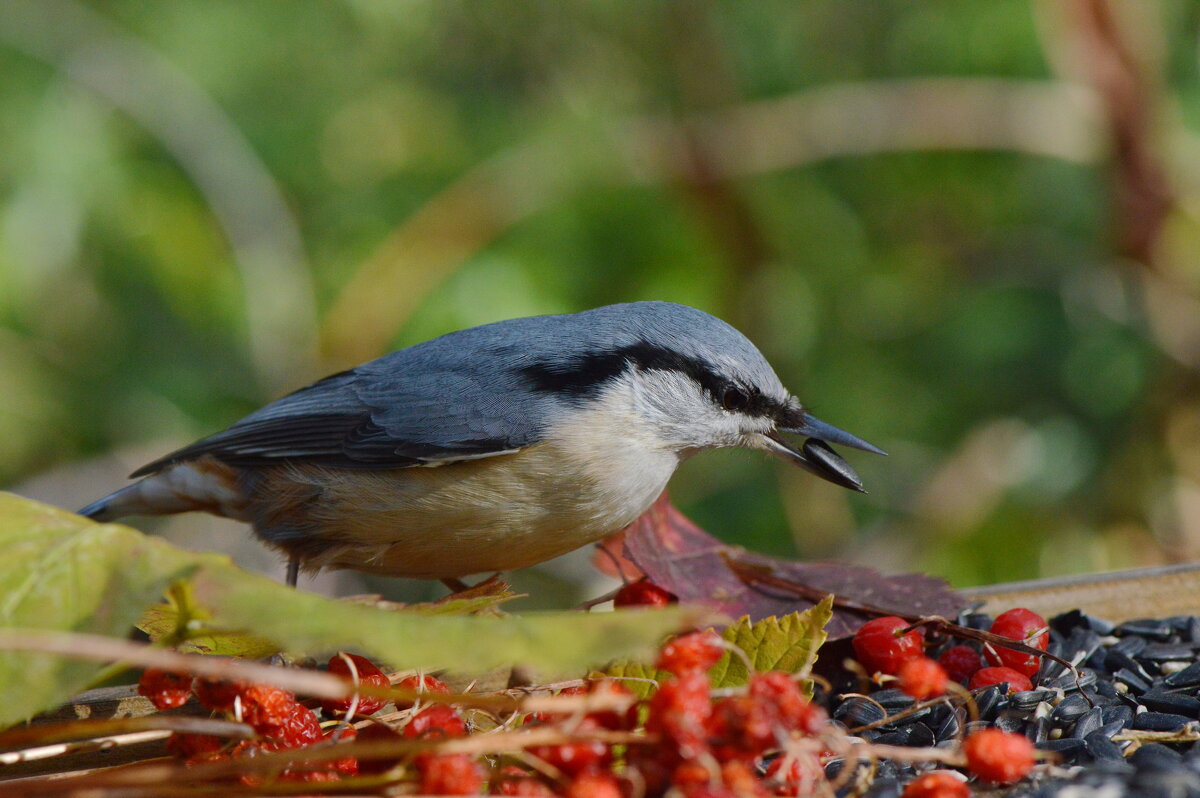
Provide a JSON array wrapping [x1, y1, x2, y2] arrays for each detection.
[[78, 484, 142, 521], [77, 461, 250, 523]]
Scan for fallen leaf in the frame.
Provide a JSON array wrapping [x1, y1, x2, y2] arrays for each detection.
[[708, 594, 833, 688], [619, 493, 965, 637], [604, 596, 833, 698], [138, 581, 281, 659], [0, 495, 198, 726]]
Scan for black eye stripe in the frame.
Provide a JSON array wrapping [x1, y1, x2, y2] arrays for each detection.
[[520, 340, 783, 419]]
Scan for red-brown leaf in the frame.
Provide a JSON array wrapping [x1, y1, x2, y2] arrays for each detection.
[[614, 493, 965, 638]]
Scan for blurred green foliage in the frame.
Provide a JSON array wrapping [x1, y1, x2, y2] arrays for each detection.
[[3, 0, 1200, 593]]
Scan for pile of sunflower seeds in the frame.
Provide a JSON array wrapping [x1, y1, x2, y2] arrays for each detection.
[[820, 609, 1200, 797]]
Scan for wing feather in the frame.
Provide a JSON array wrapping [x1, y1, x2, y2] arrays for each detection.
[[131, 345, 551, 477]]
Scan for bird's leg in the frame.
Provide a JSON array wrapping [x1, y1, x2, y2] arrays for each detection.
[[286, 556, 301, 587], [440, 577, 470, 594]]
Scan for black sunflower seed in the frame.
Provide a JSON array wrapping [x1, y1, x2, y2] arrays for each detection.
[[1132, 712, 1194, 732], [1052, 693, 1092, 726], [1073, 706, 1105, 739]]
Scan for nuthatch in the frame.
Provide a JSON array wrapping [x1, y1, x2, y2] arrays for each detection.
[[80, 302, 884, 587]]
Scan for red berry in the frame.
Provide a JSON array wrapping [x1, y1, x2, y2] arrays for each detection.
[[626, 748, 676, 796], [280, 769, 339, 784], [525, 684, 587, 726], [266, 714, 317, 748], [499, 778, 557, 796], [969, 666, 1033, 694], [898, 657, 948, 701], [394, 673, 451, 709], [166, 732, 224, 760], [677, 786, 737, 798], [529, 717, 611, 776], [220, 682, 323, 748], [902, 770, 970, 798], [938, 645, 983, 683], [273, 732, 351, 784], [963, 728, 1036, 784], [279, 706, 324, 747], [584, 678, 637, 731], [646, 671, 712, 758], [557, 685, 589, 697], [230, 741, 270, 787], [321, 653, 390, 717], [721, 760, 769, 796], [240, 684, 321, 746], [500, 782, 555, 796], [495, 765, 556, 796], [404, 703, 467, 739], [193, 677, 245, 711], [565, 771, 623, 798], [657, 630, 723, 675], [614, 578, 678, 608], [239, 683, 293, 721], [852, 617, 924, 675], [765, 754, 822, 794], [672, 760, 712, 788], [419, 753, 483, 795], [707, 695, 780, 762], [793, 702, 829, 737], [138, 669, 192, 711], [747, 672, 822, 734], [985, 608, 1049, 677], [323, 727, 359, 777], [681, 788, 738, 798]]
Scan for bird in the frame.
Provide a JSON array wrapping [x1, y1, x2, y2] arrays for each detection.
[[79, 301, 885, 588]]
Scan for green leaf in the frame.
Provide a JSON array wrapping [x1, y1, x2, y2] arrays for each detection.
[[605, 595, 834, 697], [0, 493, 710, 728], [709, 594, 834, 689], [0, 494, 199, 726], [138, 575, 519, 658], [188, 563, 700, 676], [340, 574, 520, 616], [138, 582, 282, 659], [602, 661, 672, 699]]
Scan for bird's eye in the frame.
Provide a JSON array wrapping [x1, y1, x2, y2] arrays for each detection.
[[720, 385, 750, 412]]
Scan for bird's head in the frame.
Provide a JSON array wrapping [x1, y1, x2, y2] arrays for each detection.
[[521, 302, 885, 491]]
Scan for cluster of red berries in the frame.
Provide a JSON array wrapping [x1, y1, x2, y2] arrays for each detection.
[[138, 633, 829, 795], [140, 663, 348, 783], [136, 600, 1051, 794], [138, 652, 455, 786], [630, 629, 829, 796], [851, 608, 1049, 695], [849, 607, 1049, 791]]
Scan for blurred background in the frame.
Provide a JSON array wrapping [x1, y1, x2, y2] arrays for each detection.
[[3, 0, 1200, 606]]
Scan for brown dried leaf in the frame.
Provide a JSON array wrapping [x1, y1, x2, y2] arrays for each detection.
[[618, 493, 966, 637]]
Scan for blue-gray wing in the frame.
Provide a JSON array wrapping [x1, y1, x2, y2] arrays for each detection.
[[129, 300, 740, 478], [130, 343, 549, 477]]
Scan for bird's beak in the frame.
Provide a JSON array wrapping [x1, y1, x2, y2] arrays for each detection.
[[782, 412, 888, 456], [752, 411, 887, 493]]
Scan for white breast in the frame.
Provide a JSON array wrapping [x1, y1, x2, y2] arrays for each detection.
[[279, 375, 688, 578]]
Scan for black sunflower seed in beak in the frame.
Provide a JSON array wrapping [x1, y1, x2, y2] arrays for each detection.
[[758, 410, 885, 492], [757, 432, 871, 493], [801, 438, 867, 493]]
